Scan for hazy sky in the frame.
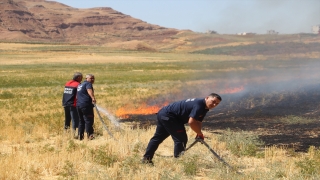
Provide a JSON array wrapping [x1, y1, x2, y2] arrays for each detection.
[[53, 0, 320, 34]]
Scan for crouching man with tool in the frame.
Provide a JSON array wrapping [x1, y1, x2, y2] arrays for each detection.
[[76, 74, 96, 140], [142, 93, 222, 165]]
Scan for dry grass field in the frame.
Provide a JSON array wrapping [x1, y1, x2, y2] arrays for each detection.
[[1, 42, 320, 180]]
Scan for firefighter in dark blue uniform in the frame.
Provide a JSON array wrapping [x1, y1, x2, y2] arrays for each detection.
[[76, 74, 96, 140], [142, 93, 222, 165]]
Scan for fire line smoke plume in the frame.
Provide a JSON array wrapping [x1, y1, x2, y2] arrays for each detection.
[[115, 84, 245, 119], [116, 58, 320, 120]]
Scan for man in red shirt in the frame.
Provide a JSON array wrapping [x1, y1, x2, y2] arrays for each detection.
[[62, 72, 83, 138]]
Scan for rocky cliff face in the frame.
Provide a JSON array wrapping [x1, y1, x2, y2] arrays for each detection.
[[0, 0, 179, 47]]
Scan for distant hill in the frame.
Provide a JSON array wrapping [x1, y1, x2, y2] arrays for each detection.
[[1, 0, 320, 53], [0, 0, 181, 50]]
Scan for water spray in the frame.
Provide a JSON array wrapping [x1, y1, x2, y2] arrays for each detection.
[[95, 104, 121, 128], [94, 104, 117, 140]]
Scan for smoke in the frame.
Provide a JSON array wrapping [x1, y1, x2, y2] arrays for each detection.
[[210, 59, 320, 116], [136, 57, 320, 119], [213, 0, 320, 34]]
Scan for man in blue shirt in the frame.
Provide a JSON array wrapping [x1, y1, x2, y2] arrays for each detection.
[[142, 93, 222, 165], [76, 74, 96, 140]]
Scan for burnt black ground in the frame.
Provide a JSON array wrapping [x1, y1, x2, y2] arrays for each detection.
[[120, 83, 320, 152]]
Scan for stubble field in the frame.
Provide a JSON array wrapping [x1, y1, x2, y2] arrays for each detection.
[[0, 42, 320, 180]]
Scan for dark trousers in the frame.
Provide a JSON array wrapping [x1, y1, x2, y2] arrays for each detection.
[[77, 106, 94, 140], [64, 106, 79, 130], [143, 111, 188, 160]]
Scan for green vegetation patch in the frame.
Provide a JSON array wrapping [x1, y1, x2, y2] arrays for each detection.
[[193, 42, 320, 56], [218, 129, 264, 157], [278, 115, 318, 124], [296, 146, 320, 176]]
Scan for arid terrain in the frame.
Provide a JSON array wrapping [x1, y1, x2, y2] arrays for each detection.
[[1, 0, 320, 153], [0, 0, 179, 50], [1, 0, 320, 179]]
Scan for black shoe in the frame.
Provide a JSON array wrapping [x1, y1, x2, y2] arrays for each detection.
[[79, 134, 84, 141], [141, 157, 154, 166]]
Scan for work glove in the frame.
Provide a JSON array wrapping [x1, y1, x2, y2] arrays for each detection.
[[195, 134, 204, 140]]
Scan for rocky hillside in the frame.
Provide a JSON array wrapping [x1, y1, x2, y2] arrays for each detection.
[[1, 0, 320, 53], [0, 0, 181, 49]]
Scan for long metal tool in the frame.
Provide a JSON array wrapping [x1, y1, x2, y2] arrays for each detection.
[[185, 139, 200, 151], [94, 104, 116, 140], [190, 139, 241, 174], [155, 138, 201, 157]]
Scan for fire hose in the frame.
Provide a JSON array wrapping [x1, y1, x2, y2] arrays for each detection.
[[94, 104, 116, 140]]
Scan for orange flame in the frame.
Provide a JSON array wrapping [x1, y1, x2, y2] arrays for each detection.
[[219, 86, 244, 94], [116, 102, 168, 119], [116, 86, 244, 119]]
